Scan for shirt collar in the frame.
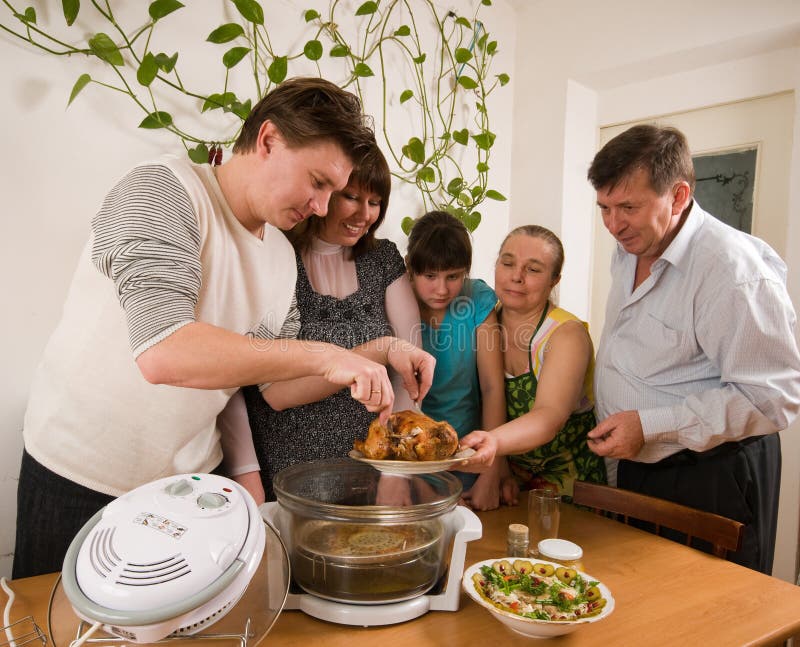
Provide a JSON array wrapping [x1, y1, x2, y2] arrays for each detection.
[[654, 200, 706, 273]]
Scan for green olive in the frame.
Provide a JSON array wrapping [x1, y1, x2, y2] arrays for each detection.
[[555, 566, 577, 584], [513, 559, 534, 575], [533, 562, 555, 577]]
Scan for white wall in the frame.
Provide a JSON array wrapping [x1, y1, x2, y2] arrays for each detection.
[[509, 0, 800, 582], [0, 0, 515, 578]]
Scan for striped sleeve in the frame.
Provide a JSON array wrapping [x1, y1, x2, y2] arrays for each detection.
[[253, 294, 301, 341], [91, 164, 202, 357]]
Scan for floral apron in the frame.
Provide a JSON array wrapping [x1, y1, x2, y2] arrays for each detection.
[[505, 306, 607, 500]]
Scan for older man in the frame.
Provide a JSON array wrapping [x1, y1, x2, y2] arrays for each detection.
[[586, 124, 800, 573]]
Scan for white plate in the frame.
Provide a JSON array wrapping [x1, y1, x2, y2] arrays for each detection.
[[462, 558, 615, 638], [347, 448, 476, 474]]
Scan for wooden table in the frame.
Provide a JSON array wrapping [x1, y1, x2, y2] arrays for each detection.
[[6, 503, 800, 646]]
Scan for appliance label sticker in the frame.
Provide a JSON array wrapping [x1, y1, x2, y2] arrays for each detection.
[[133, 512, 187, 539]]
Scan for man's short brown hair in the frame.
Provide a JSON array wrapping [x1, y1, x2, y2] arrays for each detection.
[[587, 124, 696, 195], [233, 76, 373, 162]]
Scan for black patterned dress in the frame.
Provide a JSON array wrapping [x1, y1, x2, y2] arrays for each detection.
[[243, 238, 406, 500]]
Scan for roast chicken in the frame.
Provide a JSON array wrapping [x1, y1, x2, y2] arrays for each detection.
[[354, 410, 459, 461]]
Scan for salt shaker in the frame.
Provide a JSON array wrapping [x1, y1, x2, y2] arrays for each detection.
[[507, 523, 530, 557]]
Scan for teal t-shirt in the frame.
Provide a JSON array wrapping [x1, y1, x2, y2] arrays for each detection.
[[420, 278, 497, 439]]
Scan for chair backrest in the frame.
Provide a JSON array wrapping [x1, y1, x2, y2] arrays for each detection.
[[572, 481, 744, 558]]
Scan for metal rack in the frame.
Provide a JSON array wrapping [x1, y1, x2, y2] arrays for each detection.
[[1, 616, 47, 647], [65, 619, 253, 647]]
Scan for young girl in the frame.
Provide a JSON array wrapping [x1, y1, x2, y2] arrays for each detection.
[[406, 211, 508, 510]]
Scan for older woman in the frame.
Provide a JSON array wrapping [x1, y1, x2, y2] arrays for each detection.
[[222, 144, 423, 502], [460, 225, 606, 499]]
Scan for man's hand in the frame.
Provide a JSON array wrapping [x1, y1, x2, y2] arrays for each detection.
[[321, 348, 394, 423], [587, 410, 645, 459], [385, 339, 436, 404]]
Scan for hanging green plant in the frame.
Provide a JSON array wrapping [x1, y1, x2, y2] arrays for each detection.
[[0, 0, 510, 232]]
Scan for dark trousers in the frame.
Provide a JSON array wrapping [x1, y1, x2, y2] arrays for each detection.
[[12, 450, 115, 579], [617, 433, 781, 574]]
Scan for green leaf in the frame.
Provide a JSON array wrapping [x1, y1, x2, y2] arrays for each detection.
[[329, 44, 349, 57], [149, 0, 183, 20], [394, 25, 410, 36], [137, 52, 158, 86], [457, 190, 473, 207], [202, 92, 236, 112], [231, 98, 252, 119], [154, 52, 178, 72], [188, 143, 209, 164], [139, 111, 173, 129], [471, 186, 483, 199], [304, 9, 320, 22], [353, 62, 374, 77], [231, 0, 264, 25], [497, 73, 510, 86], [207, 23, 245, 43], [454, 47, 472, 64], [462, 210, 481, 232], [486, 189, 507, 201], [403, 137, 425, 164], [223, 46, 250, 68], [452, 129, 469, 145], [440, 132, 451, 141], [399, 89, 413, 104], [67, 73, 91, 106], [446, 177, 465, 197], [476, 101, 486, 113], [62, 0, 79, 26], [412, 53, 426, 64], [482, 0, 492, 5], [303, 39, 323, 61], [472, 130, 496, 150], [478, 33, 488, 50], [268, 56, 287, 83], [355, 1, 378, 16], [401, 216, 415, 235], [416, 167, 435, 183], [476, 161, 489, 173], [457, 76, 478, 90], [20, 7, 36, 23], [455, 17, 471, 28], [487, 40, 498, 55], [88, 33, 124, 66]]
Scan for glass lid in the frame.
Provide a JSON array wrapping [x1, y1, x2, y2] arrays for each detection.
[[273, 458, 462, 522]]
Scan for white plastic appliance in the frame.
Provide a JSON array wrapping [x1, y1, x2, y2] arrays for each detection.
[[261, 501, 481, 626], [61, 473, 265, 643]]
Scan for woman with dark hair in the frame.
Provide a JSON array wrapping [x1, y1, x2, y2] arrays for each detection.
[[222, 144, 422, 502]]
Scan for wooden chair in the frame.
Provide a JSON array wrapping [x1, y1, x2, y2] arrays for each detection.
[[572, 480, 744, 558]]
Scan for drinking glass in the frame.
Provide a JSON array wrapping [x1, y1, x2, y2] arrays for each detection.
[[527, 488, 561, 555]]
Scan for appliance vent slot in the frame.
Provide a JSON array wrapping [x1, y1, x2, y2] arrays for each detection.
[[173, 601, 232, 635], [117, 554, 191, 586], [88, 527, 120, 578]]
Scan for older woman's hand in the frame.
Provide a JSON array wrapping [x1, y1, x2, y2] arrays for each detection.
[[456, 430, 499, 472]]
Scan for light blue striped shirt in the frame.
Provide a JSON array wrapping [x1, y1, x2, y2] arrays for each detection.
[[595, 201, 800, 464]]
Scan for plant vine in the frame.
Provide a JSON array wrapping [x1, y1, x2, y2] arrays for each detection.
[[1, 0, 510, 232]]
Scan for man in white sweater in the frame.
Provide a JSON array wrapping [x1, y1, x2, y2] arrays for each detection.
[[14, 77, 434, 578]]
